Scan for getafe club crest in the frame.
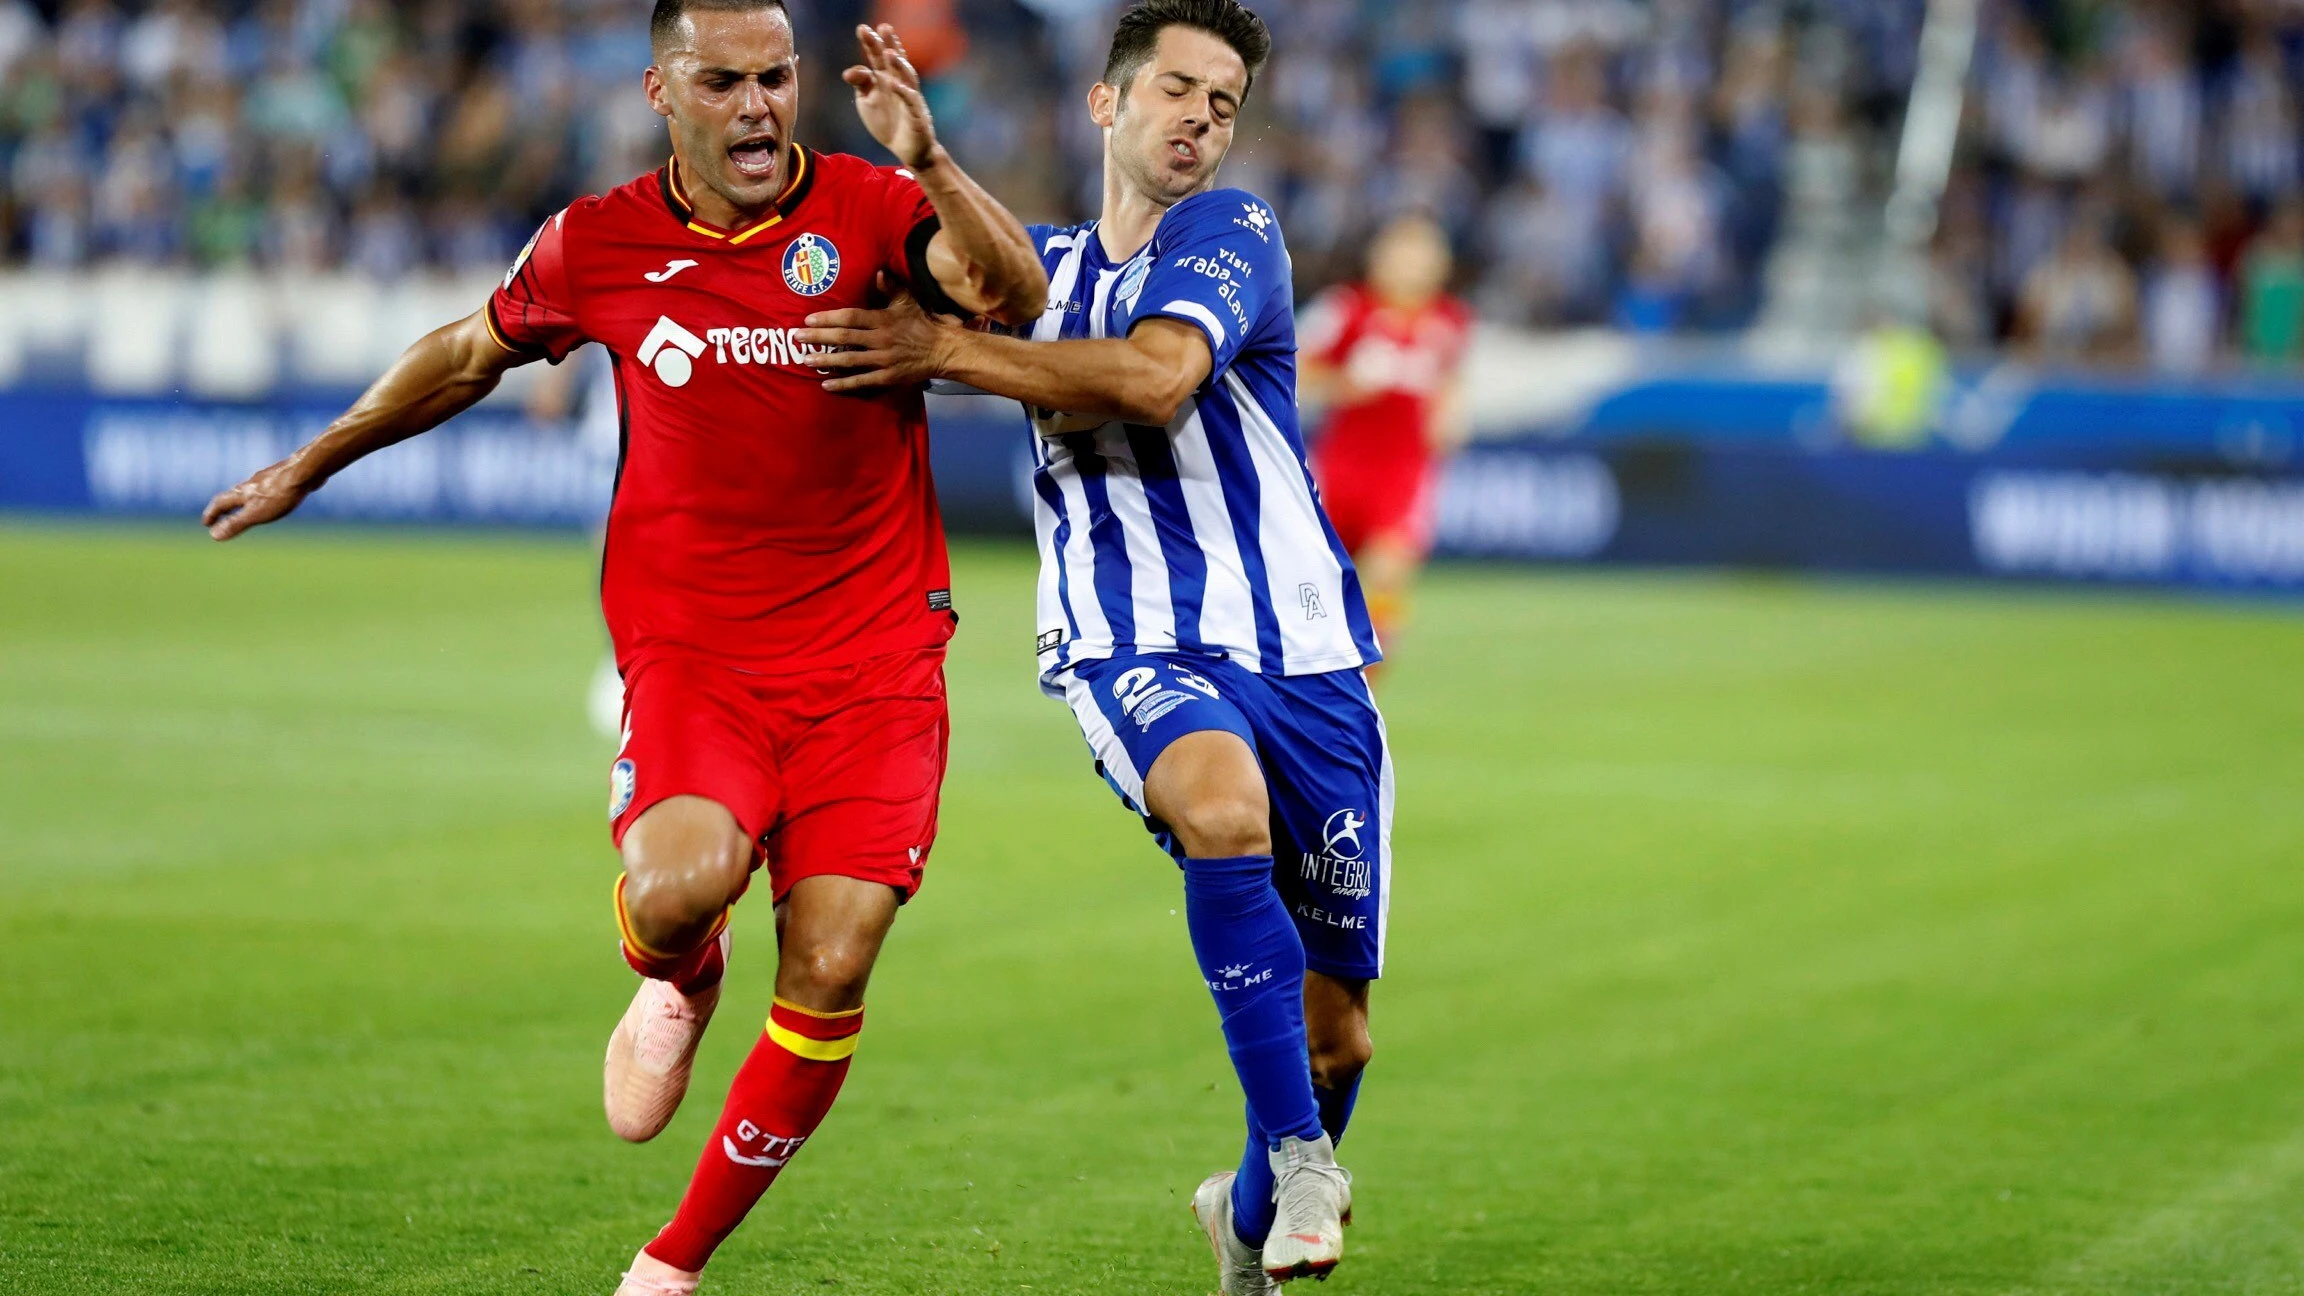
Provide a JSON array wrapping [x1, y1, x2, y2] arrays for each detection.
[[782, 233, 840, 297]]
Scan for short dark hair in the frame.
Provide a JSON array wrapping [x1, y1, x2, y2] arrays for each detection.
[[1101, 0, 1272, 99], [651, 0, 790, 55]]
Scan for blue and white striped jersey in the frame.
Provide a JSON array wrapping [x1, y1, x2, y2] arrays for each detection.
[[1022, 188, 1381, 686]]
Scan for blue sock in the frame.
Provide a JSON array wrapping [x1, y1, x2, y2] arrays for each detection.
[[1183, 855, 1323, 1158], [1232, 1105, 1277, 1245], [1318, 1069, 1364, 1145]]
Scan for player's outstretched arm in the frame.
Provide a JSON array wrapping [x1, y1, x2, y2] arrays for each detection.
[[844, 24, 1046, 326], [943, 320, 1214, 426], [798, 295, 1212, 427], [201, 310, 524, 541]]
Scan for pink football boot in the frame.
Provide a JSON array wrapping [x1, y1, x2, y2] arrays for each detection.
[[603, 928, 729, 1142], [613, 1249, 700, 1295]]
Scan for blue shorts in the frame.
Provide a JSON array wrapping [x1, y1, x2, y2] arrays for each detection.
[[1054, 653, 1393, 980]]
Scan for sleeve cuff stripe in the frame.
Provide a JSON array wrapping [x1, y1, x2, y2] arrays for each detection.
[[1160, 299, 1227, 347], [483, 302, 546, 357]]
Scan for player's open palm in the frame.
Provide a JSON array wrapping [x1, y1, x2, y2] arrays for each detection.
[[202, 461, 311, 541], [844, 24, 938, 171], [800, 277, 962, 393]]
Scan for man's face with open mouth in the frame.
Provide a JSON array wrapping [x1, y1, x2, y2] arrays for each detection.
[[1104, 25, 1246, 209], [647, 7, 802, 219]]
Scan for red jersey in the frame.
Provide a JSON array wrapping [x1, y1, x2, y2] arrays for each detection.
[[488, 146, 956, 673], [1302, 283, 1472, 485]]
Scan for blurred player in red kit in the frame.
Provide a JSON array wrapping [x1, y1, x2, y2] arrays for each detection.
[[1301, 213, 1471, 666], [199, 2, 1046, 1291]]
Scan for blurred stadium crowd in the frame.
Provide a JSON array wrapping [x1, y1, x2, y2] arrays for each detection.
[[5, 0, 2304, 368]]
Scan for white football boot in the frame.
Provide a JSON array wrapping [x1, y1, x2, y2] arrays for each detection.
[[603, 928, 730, 1142], [1192, 1171, 1278, 1295], [1261, 1134, 1352, 1282]]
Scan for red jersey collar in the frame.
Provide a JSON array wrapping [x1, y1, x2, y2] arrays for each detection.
[[659, 144, 816, 246]]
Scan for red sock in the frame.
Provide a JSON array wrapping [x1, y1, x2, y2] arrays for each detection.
[[643, 998, 864, 1272], [614, 874, 729, 993], [1365, 592, 1404, 651]]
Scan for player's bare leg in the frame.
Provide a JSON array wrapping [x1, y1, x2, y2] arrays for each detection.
[[1354, 531, 1422, 681], [607, 796, 754, 1142], [620, 875, 898, 1293], [1146, 734, 1351, 1282], [1303, 971, 1370, 1220], [1220, 962, 1372, 1285], [1147, 731, 1274, 859]]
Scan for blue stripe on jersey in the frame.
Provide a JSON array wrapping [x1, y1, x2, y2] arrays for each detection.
[[1194, 382, 1288, 671], [1071, 433, 1138, 655], [1124, 423, 1209, 655]]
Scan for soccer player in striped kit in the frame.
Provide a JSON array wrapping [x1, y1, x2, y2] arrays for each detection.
[[798, 1, 1381, 1288]]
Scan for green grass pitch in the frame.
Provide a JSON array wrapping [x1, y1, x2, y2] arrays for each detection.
[[3, 522, 2302, 1295]]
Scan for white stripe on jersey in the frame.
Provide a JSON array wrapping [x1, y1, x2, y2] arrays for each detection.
[[1087, 267, 1117, 339], [1167, 405, 1263, 672], [1047, 449, 1114, 655], [1030, 233, 1097, 675], [1227, 371, 1358, 674], [1030, 463, 1066, 661], [1102, 428, 1178, 655], [1029, 432, 1067, 655], [1371, 681, 1396, 973], [1081, 267, 1180, 654], [1034, 234, 1091, 342], [1161, 299, 1228, 347]]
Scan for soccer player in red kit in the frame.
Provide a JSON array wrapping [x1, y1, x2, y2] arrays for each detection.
[[1301, 213, 1471, 663], [199, 4, 1047, 1291]]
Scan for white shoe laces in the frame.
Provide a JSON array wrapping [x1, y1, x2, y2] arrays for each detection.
[[1271, 1158, 1350, 1238]]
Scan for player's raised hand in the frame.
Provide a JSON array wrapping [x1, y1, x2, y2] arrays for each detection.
[[201, 460, 313, 541], [844, 23, 941, 172]]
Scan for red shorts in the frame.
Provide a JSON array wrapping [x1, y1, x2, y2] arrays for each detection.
[[1317, 461, 1438, 559], [609, 645, 949, 902]]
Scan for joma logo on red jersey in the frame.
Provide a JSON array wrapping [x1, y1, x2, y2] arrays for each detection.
[[633, 315, 830, 388]]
